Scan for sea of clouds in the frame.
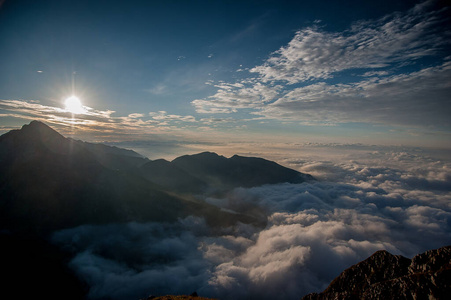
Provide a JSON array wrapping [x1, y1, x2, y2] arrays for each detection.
[[52, 146, 451, 300]]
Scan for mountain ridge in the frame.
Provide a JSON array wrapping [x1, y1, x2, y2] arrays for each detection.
[[147, 150, 315, 194], [0, 120, 313, 237], [0, 121, 271, 236]]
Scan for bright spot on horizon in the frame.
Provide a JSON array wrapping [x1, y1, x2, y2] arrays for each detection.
[[65, 95, 85, 114]]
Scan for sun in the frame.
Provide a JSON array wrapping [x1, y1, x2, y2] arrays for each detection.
[[65, 95, 85, 114]]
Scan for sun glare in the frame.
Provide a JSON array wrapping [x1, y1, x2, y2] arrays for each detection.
[[65, 96, 85, 114]]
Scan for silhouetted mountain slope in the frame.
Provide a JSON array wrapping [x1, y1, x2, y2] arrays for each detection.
[[302, 246, 451, 300], [173, 152, 314, 187], [78, 140, 149, 170], [0, 120, 314, 238], [140, 151, 314, 193], [227, 154, 314, 186], [140, 159, 208, 193], [0, 120, 148, 170], [0, 121, 257, 236]]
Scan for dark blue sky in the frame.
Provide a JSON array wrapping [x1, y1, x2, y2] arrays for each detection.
[[0, 0, 449, 149]]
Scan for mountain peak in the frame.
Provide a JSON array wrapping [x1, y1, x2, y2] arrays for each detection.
[[26, 120, 48, 128], [21, 120, 61, 136], [0, 120, 75, 163], [174, 151, 224, 160], [20, 120, 49, 131], [302, 245, 451, 299]]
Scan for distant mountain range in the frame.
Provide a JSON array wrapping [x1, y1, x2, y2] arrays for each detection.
[[0, 120, 313, 236], [140, 151, 313, 194]]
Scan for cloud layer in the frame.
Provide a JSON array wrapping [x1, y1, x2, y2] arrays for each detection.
[[52, 147, 451, 300]]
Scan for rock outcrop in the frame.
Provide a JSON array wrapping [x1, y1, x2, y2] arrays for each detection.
[[303, 246, 451, 299]]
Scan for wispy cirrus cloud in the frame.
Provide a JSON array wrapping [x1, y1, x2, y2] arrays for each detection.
[[192, 81, 281, 114], [0, 99, 115, 124], [250, 0, 449, 84], [0, 98, 253, 143], [191, 0, 451, 130], [0, 99, 204, 140], [149, 111, 197, 123], [257, 61, 451, 126]]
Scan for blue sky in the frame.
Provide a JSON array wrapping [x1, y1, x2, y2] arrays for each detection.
[[0, 0, 450, 158]]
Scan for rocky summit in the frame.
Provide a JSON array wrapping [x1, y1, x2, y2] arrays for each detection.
[[302, 246, 451, 300]]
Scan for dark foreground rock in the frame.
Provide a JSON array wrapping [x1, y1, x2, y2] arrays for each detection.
[[302, 246, 451, 300]]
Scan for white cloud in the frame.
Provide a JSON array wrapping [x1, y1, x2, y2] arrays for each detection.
[[53, 219, 211, 300], [0, 99, 116, 124], [257, 61, 451, 126], [250, 0, 448, 84], [194, 59, 451, 127], [191, 1, 451, 129], [128, 113, 145, 118], [361, 70, 390, 77], [192, 81, 280, 114], [0, 99, 212, 141], [150, 111, 197, 123]]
